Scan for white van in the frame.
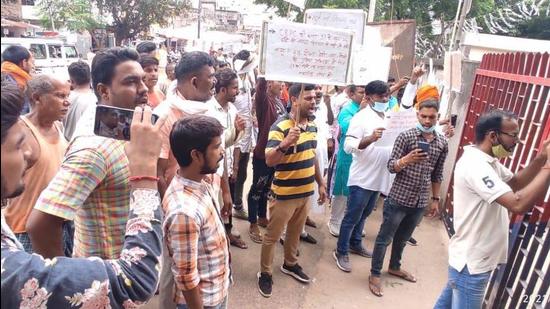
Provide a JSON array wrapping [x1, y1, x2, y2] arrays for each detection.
[[1, 37, 81, 80]]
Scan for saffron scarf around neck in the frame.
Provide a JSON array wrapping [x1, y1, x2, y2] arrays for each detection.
[[1, 61, 31, 89]]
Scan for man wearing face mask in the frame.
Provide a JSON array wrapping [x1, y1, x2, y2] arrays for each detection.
[[434, 110, 550, 309], [368, 99, 449, 297], [27, 48, 149, 259], [333, 80, 393, 273]]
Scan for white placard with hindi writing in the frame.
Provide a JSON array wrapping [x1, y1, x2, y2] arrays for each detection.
[[259, 21, 353, 85], [376, 110, 418, 147], [351, 45, 392, 85], [304, 9, 366, 46]]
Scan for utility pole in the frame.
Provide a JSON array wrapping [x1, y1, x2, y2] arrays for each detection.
[[197, 0, 202, 39], [449, 0, 472, 51], [367, 0, 376, 22]]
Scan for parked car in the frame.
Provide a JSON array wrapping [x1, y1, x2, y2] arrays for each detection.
[[1, 37, 80, 80]]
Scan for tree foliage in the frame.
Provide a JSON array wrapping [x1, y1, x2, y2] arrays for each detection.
[[38, 0, 103, 31], [254, 0, 548, 58], [94, 0, 190, 44], [515, 14, 550, 40], [254, 0, 370, 21]]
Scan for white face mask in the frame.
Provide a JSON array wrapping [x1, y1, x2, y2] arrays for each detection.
[[372, 101, 389, 113], [416, 122, 436, 133]]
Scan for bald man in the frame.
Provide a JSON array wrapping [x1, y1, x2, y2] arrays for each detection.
[[3, 75, 71, 254]]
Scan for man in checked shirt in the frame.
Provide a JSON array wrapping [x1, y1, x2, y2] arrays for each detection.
[[369, 100, 448, 297], [163, 115, 230, 309]]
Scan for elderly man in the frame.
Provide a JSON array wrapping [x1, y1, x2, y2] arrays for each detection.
[[4, 75, 70, 254]]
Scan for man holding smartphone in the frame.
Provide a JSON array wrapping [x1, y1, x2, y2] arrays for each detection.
[[369, 99, 449, 297], [27, 47, 149, 259]]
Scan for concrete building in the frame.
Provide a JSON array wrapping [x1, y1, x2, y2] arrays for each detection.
[[172, 0, 243, 32], [1, 0, 40, 37]]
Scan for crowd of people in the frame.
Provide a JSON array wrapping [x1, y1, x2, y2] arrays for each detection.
[[1, 41, 549, 309]]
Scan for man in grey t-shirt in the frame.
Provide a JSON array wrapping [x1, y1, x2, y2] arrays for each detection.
[[63, 61, 97, 141]]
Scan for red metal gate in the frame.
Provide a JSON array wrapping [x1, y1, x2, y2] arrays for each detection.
[[441, 52, 550, 308]]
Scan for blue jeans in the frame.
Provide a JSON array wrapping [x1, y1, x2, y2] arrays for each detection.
[[336, 186, 379, 255], [434, 266, 491, 309], [177, 296, 228, 309], [15, 220, 74, 256], [370, 198, 424, 276]]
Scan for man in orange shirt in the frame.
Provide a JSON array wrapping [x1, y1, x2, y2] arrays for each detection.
[[139, 55, 165, 108], [4, 74, 70, 253], [1, 45, 34, 113]]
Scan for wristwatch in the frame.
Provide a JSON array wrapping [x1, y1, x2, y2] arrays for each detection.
[[431, 196, 441, 201]]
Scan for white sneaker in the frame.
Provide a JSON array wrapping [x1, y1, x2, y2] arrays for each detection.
[[327, 221, 339, 237]]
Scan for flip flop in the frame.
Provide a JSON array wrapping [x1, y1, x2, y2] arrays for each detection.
[[229, 236, 248, 249], [368, 276, 383, 297], [388, 269, 417, 283]]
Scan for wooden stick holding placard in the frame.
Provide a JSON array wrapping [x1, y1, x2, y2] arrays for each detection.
[[294, 83, 305, 153]]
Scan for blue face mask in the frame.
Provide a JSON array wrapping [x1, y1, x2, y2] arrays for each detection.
[[416, 122, 436, 133], [372, 101, 389, 113]]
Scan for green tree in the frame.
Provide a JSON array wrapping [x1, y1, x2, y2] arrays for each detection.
[[515, 15, 550, 40], [38, 0, 103, 32], [94, 0, 191, 45], [259, 0, 503, 56], [254, 0, 370, 21]]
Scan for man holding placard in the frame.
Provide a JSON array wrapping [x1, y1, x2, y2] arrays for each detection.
[[246, 77, 286, 244], [258, 83, 327, 298], [334, 81, 393, 273]]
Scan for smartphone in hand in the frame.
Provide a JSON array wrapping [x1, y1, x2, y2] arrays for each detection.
[[94, 105, 159, 141], [451, 114, 458, 126], [418, 141, 430, 154]]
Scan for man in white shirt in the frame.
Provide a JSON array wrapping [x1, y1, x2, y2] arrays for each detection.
[[208, 67, 246, 249], [313, 85, 334, 175], [330, 85, 349, 117], [231, 51, 257, 221], [434, 110, 550, 309], [333, 80, 393, 272]]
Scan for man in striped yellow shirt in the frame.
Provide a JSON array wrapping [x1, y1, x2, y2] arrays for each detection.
[[257, 83, 327, 298]]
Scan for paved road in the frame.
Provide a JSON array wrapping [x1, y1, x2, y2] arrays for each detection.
[[228, 197, 450, 309]]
